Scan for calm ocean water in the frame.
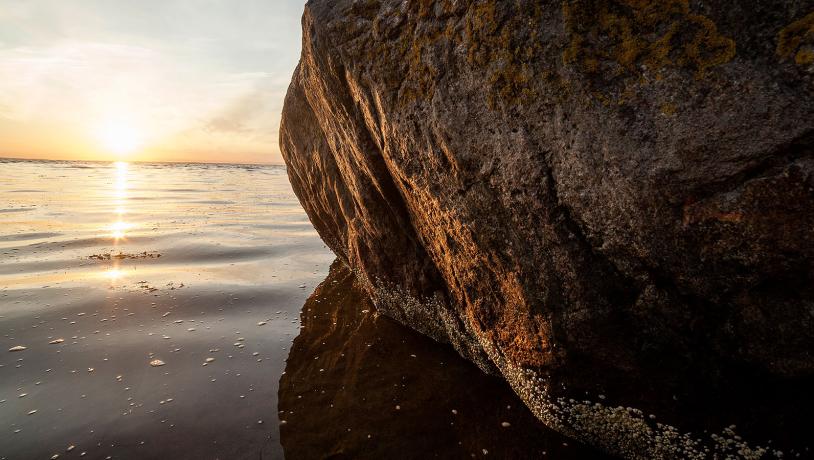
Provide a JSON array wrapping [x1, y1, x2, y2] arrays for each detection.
[[0, 159, 604, 459], [0, 159, 334, 459]]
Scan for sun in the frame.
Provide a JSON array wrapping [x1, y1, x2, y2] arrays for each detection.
[[96, 120, 142, 156]]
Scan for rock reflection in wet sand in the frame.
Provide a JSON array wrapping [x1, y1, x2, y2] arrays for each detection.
[[279, 261, 611, 459]]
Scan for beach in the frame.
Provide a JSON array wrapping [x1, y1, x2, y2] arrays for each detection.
[[0, 159, 332, 459], [0, 159, 602, 459]]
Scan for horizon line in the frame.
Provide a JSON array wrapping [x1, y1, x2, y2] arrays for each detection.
[[0, 155, 286, 167]]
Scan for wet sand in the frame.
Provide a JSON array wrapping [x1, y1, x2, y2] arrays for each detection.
[[1, 159, 607, 459]]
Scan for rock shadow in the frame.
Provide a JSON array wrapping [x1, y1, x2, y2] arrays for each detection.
[[278, 260, 611, 459]]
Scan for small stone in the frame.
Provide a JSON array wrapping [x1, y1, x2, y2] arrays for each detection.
[[49, 339, 65, 344], [9, 346, 26, 352], [257, 321, 267, 326], [150, 359, 165, 367], [501, 422, 511, 428]]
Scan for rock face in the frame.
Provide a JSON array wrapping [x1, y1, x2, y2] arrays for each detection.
[[280, 1, 814, 458]]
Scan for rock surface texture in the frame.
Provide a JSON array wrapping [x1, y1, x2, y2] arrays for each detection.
[[280, 1, 814, 458]]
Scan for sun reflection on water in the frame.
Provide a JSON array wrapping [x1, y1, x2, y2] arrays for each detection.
[[109, 220, 132, 239], [103, 161, 132, 282], [108, 161, 132, 240], [103, 268, 123, 280], [113, 161, 129, 201]]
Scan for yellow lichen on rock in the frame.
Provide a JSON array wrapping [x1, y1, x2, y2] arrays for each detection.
[[777, 11, 814, 66], [562, 0, 736, 79], [660, 102, 676, 116], [465, 1, 545, 107]]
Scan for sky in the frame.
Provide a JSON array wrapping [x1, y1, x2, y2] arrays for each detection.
[[0, 0, 305, 164]]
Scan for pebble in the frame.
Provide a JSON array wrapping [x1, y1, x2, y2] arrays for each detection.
[[257, 321, 267, 326], [9, 346, 26, 352], [501, 422, 511, 428], [49, 338, 65, 344], [149, 359, 165, 367]]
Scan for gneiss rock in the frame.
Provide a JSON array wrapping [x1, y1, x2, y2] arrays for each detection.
[[280, 1, 814, 458]]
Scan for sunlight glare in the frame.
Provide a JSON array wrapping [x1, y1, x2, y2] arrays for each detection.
[[103, 268, 123, 280], [109, 220, 132, 239], [97, 121, 142, 156]]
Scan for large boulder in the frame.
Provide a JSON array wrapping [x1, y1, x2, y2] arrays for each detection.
[[280, 1, 814, 458]]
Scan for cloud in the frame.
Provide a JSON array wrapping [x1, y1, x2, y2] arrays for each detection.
[[0, 41, 163, 123], [0, 0, 305, 163], [204, 76, 275, 135]]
